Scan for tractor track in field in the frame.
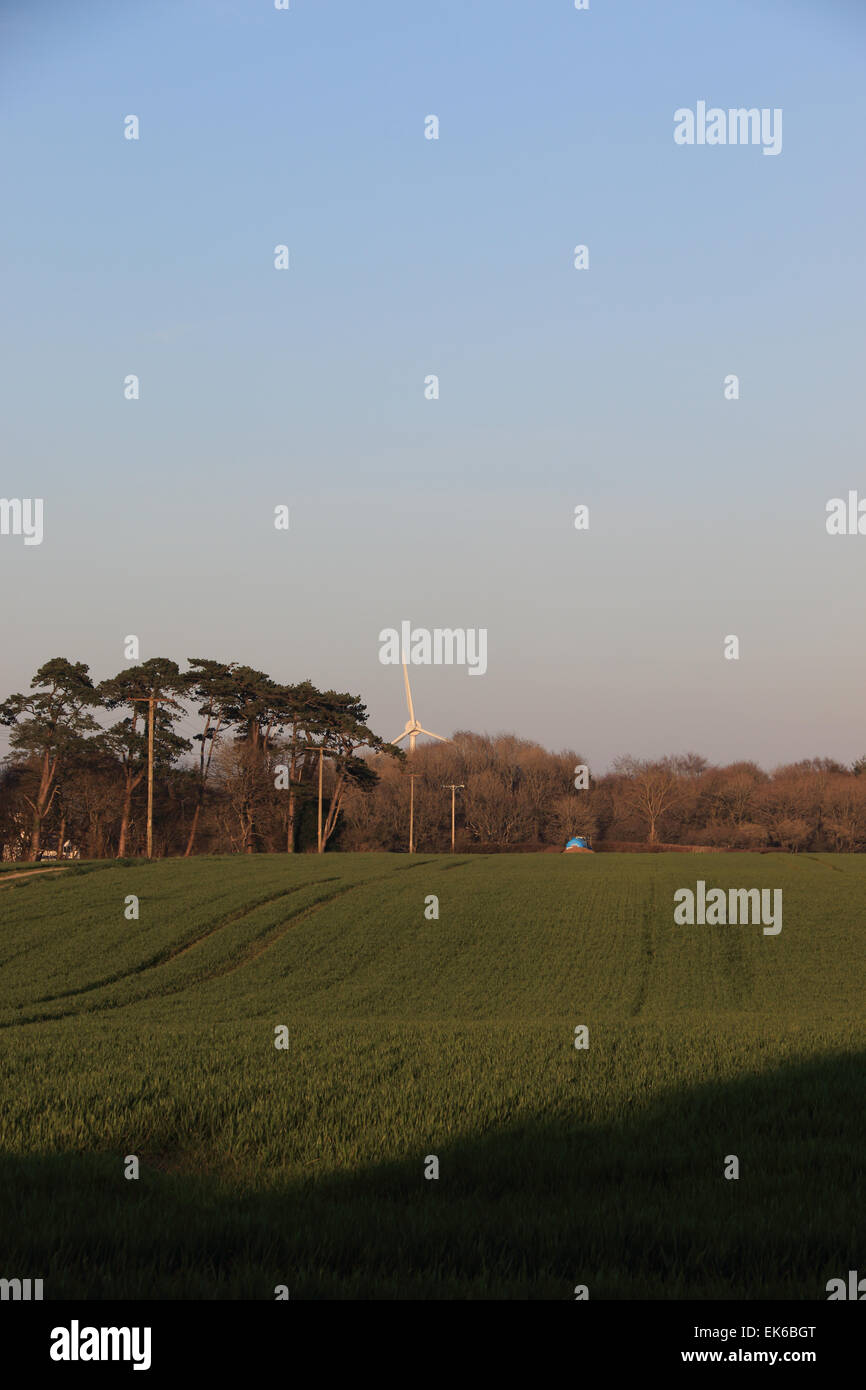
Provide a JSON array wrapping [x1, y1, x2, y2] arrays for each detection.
[[718, 911, 753, 1007], [0, 860, 438, 1029], [214, 856, 437, 978], [629, 911, 654, 1017], [803, 855, 844, 873], [629, 879, 659, 1018], [27, 881, 336, 1007]]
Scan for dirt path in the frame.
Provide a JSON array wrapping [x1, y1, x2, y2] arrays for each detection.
[[0, 867, 66, 885]]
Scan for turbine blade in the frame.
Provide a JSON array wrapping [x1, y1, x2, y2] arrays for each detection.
[[417, 728, 449, 742], [402, 660, 415, 723]]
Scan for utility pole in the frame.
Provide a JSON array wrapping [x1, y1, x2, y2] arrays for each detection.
[[127, 694, 179, 859], [147, 697, 155, 858], [408, 771, 419, 853], [317, 743, 325, 853], [442, 783, 464, 853]]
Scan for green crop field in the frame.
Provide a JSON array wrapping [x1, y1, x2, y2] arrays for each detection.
[[0, 852, 863, 1300]]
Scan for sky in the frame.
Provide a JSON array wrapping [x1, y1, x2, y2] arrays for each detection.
[[1, 0, 865, 772]]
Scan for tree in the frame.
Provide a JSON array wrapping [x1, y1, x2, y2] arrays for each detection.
[[465, 766, 530, 845], [272, 680, 332, 854], [340, 753, 412, 851], [549, 793, 598, 846], [732, 821, 769, 850], [183, 658, 240, 856], [822, 777, 866, 851], [707, 762, 766, 828], [667, 752, 709, 780], [223, 666, 285, 758], [98, 660, 190, 858], [0, 658, 100, 859], [212, 740, 271, 854], [221, 666, 289, 852], [775, 817, 811, 853], [612, 756, 684, 844], [315, 691, 398, 850], [59, 736, 123, 859], [0, 762, 33, 861]]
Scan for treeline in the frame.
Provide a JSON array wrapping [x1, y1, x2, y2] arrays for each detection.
[[0, 657, 396, 861], [339, 743, 866, 853], [3, 657, 866, 860]]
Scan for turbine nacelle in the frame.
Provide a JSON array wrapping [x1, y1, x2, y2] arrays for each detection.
[[391, 661, 448, 753]]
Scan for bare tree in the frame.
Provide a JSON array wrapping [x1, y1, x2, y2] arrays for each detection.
[[612, 756, 684, 844]]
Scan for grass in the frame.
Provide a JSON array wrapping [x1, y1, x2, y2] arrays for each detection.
[[0, 852, 863, 1298]]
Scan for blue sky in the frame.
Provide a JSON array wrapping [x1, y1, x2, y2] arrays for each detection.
[[2, 0, 865, 769]]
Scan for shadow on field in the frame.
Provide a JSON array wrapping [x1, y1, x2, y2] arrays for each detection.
[[1, 1049, 864, 1300]]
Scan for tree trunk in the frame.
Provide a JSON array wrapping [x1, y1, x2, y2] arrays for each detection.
[[321, 770, 347, 848], [118, 791, 131, 857], [184, 797, 202, 857], [118, 771, 144, 857], [186, 713, 222, 857], [285, 737, 300, 853], [29, 805, 41, 861], [29, 751, 59, 860]]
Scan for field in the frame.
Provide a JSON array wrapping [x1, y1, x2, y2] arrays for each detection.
[[0, 852, 864, 1300]]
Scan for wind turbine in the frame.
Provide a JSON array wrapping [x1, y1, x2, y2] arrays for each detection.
[[392, 660, 448, 753]]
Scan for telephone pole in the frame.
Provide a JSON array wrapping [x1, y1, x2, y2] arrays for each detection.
[[442, 783, 464, 853], [408, 771, 420, 853], [317, 743, 325, 853], [127, 694, 180, 859]]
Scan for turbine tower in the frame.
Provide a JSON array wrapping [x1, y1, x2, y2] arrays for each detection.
[[392, 660, 448, 753]]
